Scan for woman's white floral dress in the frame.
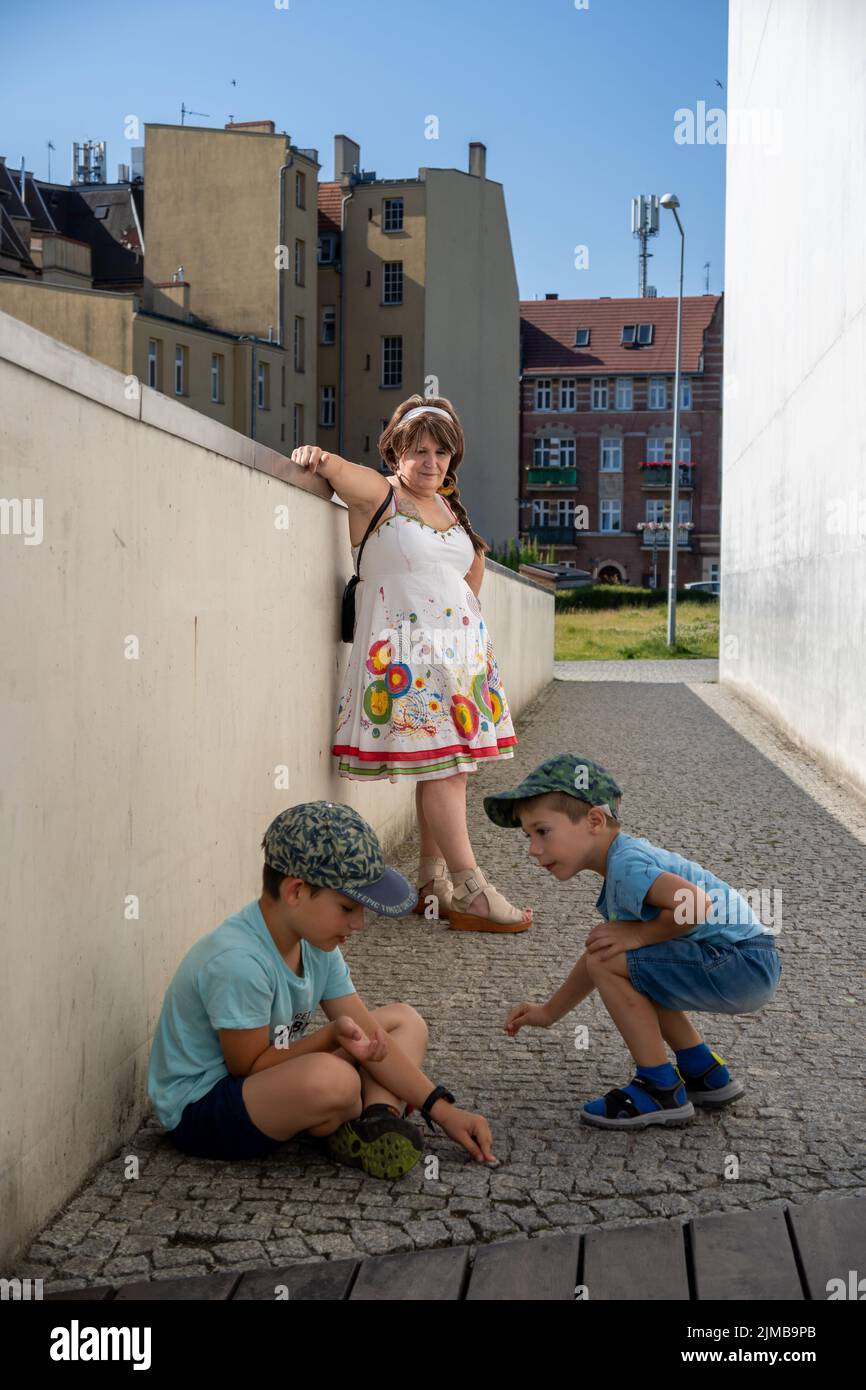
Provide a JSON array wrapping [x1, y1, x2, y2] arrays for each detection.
[[332, 484, 517, 783]]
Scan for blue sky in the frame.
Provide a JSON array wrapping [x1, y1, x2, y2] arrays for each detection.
[[2, 0, 728, 300]]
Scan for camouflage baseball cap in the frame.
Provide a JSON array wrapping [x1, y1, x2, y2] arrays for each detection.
[[262, 801, 416, 916], [483, 754, 623, 828]]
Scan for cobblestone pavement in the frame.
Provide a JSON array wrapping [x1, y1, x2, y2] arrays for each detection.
[[13, 671, 866, 1290]]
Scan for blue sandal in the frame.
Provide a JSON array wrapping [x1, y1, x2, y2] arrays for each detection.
[[676, 1052, 744, 1106], [580, 1073, 695, 1129]]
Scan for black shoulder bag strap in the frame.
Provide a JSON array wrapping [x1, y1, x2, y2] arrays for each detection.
[[354, 486, 394, 579]]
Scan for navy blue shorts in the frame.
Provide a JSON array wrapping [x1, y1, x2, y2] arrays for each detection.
[[169, 1074, 290, 1160], [625, 932, 781, 1014]]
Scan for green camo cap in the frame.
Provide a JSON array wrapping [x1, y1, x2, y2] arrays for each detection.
[[483, 754, 623, 828], [262, 801, 416, 916]]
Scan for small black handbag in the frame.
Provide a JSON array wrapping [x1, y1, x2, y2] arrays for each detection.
[[340, 490, 393, 642]]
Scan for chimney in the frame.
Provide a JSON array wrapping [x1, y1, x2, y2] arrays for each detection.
[[545, 293, 559, 300], [224, 120, 276, 134], [468, 141, 486, 179], [335, 134, 361, 185]]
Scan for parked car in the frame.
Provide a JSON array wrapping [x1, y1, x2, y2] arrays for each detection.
[[684, 579, 720, 596]]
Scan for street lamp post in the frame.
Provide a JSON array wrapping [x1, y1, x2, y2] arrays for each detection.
[[660, 193, 685, 647]]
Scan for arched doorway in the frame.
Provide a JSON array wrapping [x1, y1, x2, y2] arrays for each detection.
[[596, 562, 626, 584]]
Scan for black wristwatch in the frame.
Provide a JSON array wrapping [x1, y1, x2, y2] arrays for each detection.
[[420, 1085, 456, 1131]]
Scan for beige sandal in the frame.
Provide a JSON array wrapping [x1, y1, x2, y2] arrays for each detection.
[[412, 855, 453, 921], [447, 866, 533, 933]]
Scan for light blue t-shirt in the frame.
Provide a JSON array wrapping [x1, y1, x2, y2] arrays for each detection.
[[596, 833, 769, 946], [147, 899, 355, 1131]]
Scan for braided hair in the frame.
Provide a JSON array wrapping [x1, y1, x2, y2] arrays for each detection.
[[378, 394, 489, 557]]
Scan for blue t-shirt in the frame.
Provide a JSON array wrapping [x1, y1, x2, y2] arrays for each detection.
[[147, 899, 355, 1131], [596, 833, 769, 946]]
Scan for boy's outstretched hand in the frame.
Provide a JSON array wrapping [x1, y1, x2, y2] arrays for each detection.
[[436, 1106, 498, 1165], [333, 1015, 389, 1065], [504, 1001, 553, 1036]]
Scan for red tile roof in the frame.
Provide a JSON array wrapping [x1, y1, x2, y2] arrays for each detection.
[[317, 181, 344, 234], [520, 295, 721, 374]]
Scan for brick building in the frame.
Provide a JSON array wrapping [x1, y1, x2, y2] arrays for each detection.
[[519, 294, 723, 586]]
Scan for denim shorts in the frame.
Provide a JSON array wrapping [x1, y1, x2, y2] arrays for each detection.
[[169, 1074, 290, 1160], [625, 933, 781, 1014]]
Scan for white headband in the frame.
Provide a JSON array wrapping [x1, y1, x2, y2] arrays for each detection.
[[399, 405, 453, 425]]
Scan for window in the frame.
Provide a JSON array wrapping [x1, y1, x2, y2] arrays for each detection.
[[535, 378, 552, 410], [382, 336, 402, 387], [383, 261, 403, 304], [94, 205, 110, 220], [174, 344, 188, 396], [558, 438, 576, 467], [320, 386, 336, 428], [591, 377, 609, 410], [383, 197, 403, 232], [317, 233, 335, 264], [645, 498, 690, 533], [559, 379, 576, 411], [257, 361, 270, 410], [295, 172, 306, 209], [321, 306, 336, 345], [294, 239, 305, 287], [645, 434, 691, 463], [574, 328, 590, 347], [679, 377, 692, 409], [649, 376, 666, 409], [600, 437, 623, 471], [292, 403, 303, 448], [210, 353, 224, 404], [532, 500, 575, 526], [293, 316, 305, 372], [600, 500, 622, 532], [615, 377, 633, 410], [281, 363, 286, 408], [533, 437, 553, 467], [146, 338, 161, 390], [622, 323, 654, 345]]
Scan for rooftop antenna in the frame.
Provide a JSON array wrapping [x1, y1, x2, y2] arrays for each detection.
[[631, 194, 660, 297], [703, 261, 711, 293], [181, 103, 210, 125], [47, 140, 55, 181]]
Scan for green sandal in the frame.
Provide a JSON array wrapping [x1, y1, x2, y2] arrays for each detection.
[[326, 1104, 424, 1180]]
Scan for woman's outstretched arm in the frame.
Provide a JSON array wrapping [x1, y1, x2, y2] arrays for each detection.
[[292, 445, 390, 510]]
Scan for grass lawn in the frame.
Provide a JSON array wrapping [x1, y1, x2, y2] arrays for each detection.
[[555, 600, 719, 661]]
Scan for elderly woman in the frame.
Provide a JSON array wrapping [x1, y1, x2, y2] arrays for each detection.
[[292, 394, 532, 933]]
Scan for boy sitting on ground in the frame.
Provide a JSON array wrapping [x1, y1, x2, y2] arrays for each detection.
[[147, 801, 495, 1174], [484, 755, 781, 1129]]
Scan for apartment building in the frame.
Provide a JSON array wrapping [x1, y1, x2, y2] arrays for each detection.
[[0, 122, 318, 450], [316, 135, 519, 548], [519, 294, 723, 585]]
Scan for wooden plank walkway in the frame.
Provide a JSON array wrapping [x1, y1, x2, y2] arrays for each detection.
[[41, 1194, 866, 1302]]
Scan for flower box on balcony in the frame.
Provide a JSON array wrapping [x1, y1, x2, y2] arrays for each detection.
[[638, 463, 695, 487]]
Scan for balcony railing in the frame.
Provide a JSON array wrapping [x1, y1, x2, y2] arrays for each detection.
[[527, 466, 578, 487], [639, 527, 693, 547], [639, 463, 695, 487], [527, 525, 577, 544]]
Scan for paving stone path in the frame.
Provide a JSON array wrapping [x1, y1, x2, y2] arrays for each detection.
[[12, 668, 866, 1290]]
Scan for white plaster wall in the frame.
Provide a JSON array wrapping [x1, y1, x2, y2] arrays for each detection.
[[721, 0, 866, 796], [0, 311, 553, 1263]]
